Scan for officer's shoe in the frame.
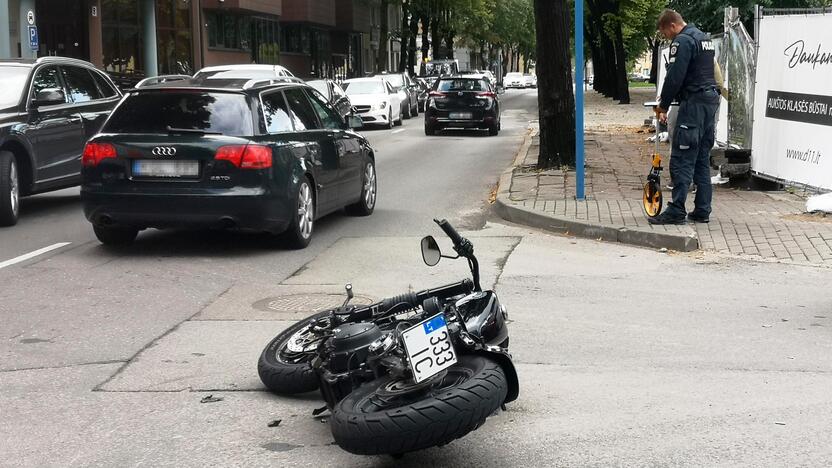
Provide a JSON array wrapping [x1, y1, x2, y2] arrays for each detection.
[[648, 212, 686, 225], [687, 212, 710, 223]]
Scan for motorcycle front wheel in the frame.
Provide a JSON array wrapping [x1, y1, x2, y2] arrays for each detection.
[[257, 311, 328, 394], [329, 355, 508, 455]]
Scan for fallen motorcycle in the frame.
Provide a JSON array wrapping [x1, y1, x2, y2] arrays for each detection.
[[258, 219, 519, 455]]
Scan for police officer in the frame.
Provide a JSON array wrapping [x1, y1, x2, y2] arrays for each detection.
[[650, 9, 720, 225]]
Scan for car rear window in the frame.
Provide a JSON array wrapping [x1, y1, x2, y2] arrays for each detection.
[[0, 66, 30, 109], [194, 69, 277, 80], [306, 80, 329, 99], [104, 91, 254, 135], [436, 79, 488, 92], [382, 74, 404, 88], [342, 80, 385, 95]]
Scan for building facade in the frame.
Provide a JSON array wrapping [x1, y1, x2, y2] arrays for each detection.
[[0, 0, 381, 80]]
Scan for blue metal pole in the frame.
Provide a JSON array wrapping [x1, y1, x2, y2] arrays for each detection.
[[575, 0, 585, 200]]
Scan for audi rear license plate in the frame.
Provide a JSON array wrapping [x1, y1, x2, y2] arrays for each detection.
[[449, 112, 472, 120], [132, 160, 199, 178], [401, 314, 458, 383]]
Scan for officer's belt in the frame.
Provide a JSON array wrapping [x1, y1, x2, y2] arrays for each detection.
[[678, 86, 718, 101]]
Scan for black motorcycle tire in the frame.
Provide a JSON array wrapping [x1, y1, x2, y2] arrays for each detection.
[[330, 355, 508, 455], [257, 311, 328, 394]]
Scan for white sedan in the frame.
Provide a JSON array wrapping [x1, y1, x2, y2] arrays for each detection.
[[504, 72, 525, 89], [342, 77, 403, 129]]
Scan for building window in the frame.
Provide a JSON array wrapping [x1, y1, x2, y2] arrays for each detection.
[[252, 16, 281, 64], [156, 0, 193, 74], [280, 24, 310, 54], [101, 0, 144, 74], [206, 11, 252, 51]]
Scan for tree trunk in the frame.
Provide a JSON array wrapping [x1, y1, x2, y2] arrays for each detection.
[[377, 0, 390, 73], [586, 25, 601, 92], [534, 0, 576, 169], [445, 33, 454, 59], [648, 37, 659, 85], [586, 0, 617, 99], [399, 0, 410, 72], [420, 15, 430, 74], [431, 16, 442, 59], [408, 12, 419, 75], [613, 20, 630, 104]]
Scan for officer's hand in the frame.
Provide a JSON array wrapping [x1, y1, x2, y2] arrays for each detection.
[[659, 112, 668, 125]]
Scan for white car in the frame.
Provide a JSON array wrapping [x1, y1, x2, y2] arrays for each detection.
[[524, 74, 537, 88], [342, 77, 402, 129], [504, 72, 524, 88], [193, 64, 296, 81]]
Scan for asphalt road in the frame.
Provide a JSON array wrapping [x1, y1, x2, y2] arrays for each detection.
[[3, 88, 832, 467]]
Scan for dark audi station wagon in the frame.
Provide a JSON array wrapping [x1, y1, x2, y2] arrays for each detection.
[[81, 79, 377, 248]]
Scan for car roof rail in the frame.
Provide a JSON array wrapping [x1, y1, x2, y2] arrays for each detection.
[[241, 76, 304, 89], [135, 74, 192, 88]]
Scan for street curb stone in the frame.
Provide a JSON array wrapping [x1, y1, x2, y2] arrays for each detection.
[[495, 130, 700, 252]]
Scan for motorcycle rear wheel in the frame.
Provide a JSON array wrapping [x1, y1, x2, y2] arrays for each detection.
[[257, 311, 328, 394], [330, 355, 508, 455]]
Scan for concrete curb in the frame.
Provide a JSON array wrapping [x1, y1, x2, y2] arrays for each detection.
[[494, 132, 700, 253]]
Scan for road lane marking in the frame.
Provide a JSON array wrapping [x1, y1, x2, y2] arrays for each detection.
[[0, 242, 71, 269], [391, 129, 405, 134]]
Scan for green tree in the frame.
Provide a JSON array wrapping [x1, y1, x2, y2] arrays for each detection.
[[669, 0, 832, 34]]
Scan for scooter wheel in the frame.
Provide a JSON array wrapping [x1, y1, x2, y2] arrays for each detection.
[[642, 180, 663, 217]]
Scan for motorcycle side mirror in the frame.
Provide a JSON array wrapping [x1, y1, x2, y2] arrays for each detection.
[[421, 236, 442, 266]]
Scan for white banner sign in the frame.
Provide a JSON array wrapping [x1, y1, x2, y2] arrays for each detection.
[[752, 15, 832, 189]]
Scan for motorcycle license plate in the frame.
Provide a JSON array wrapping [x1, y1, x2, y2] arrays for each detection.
[[401, 314, 458, 383]]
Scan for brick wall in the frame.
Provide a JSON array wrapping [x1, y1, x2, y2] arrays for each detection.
[[282, 0, 336, 26]]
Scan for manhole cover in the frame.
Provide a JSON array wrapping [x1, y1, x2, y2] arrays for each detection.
[[252, 293, 375, 314]]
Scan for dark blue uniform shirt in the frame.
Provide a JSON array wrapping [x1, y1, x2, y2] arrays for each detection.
[[659, 24, 717, 111]]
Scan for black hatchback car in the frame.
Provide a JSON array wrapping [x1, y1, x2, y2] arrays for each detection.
[[0, 57, 122, 226], [424, 76, 502, 136], [81, 78, 377, 248]]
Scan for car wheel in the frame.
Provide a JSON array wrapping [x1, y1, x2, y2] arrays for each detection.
[[489, 123, 499, 136], [93, 225, 139, 246], [412, 101, 419, 116], [0, 151, 20, 227], [403, 102, 411, 119], [387, 109, 394, 129], [346, 159, 376, 216], [424, 124, 435, 136], [280, 177, 314, 249]]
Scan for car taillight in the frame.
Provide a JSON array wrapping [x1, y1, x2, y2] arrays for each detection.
[[477, 92, 496, 98], [215, 145, 272, 169], [82, 142, 117, 167], [429, 91, 447, 97]]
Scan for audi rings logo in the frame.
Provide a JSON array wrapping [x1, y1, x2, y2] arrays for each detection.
[[151, 146, 177, 156]]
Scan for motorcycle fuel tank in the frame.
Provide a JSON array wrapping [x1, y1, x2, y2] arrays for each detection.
[[456, 291, 508, 347]]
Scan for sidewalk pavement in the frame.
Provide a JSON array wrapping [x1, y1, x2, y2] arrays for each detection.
[[495, 126, 832, 266]]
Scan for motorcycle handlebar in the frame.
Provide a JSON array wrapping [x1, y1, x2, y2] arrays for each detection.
[[351, 279, 474, 319], [435, 218, 464, 246]]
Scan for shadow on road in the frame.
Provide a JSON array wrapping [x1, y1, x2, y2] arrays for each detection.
[[89, 213, 350, 258], [431, 129, 493, 138], [19, 192, 81, 217]]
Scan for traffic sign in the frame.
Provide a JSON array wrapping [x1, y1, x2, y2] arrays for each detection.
[[27, 10, 35, 25], [28, 26, 39, 51]]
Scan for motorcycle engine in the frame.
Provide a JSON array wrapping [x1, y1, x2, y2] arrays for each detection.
[[318, 322, 384, 407], [327, 322, 382, 373]]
